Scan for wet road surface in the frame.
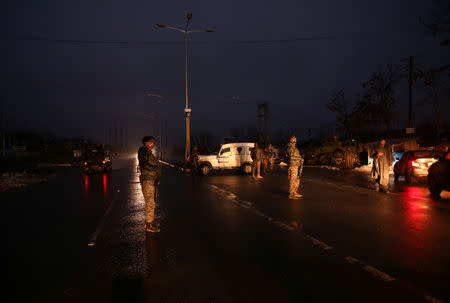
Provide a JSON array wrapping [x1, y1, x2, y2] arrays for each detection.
[[4, 157, 450, 302]]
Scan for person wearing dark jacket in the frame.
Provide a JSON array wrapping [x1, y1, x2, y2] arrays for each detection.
[[138, 136, 162, 232], [371, 138, 394, 193]]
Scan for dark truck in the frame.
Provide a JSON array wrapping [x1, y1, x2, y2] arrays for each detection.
[[83, 148, 112, 174]]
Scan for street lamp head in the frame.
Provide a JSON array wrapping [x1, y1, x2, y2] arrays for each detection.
[[156, 24, 166, 28], [205, 29, 214, 32]]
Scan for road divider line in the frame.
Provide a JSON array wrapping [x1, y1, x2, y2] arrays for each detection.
[[209, 184, 333, 251], [210, 183, 445, 302], [88, 186, 120, 247], [304, 235, 333, 250], [344, 256, 395, 282]]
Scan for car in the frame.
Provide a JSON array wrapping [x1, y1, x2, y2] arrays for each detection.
[[197, 142, 255, 175], [428, 150, 450, 199], [393, 150, 440, 183], [83, 148, 112, 174]]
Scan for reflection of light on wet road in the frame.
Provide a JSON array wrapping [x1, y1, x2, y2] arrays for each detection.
[[401, 187, 430, 232], [129, 157, 145, 223], [103, 174, 108, 194], [84, 174, 89, 196], [398, 186, 431, 268]]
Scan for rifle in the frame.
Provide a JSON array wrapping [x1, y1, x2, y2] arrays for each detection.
[[159, 159, 184, 171], [298, 158, 304, 178]]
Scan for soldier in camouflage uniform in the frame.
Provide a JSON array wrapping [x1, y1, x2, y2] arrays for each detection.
[[138, 136, 162, 233], [286, 135, 304, 199]]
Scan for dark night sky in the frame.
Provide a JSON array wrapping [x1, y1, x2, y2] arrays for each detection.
[[2, 0, 449, 148]]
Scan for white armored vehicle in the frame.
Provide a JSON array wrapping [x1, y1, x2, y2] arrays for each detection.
[[198, 142, 255, 175]]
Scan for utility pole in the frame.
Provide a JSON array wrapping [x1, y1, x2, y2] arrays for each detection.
[[408, 56, 414, 133], [156, 14, 213, 162], [257, 102, 270, 146]]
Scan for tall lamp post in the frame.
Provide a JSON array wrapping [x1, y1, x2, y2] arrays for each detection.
[[156, 13, 213, 162]]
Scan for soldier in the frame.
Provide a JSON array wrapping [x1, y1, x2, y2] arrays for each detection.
[[138, 136, 162, 233], [251, 142, 263, 179], [371, 138, 393, 193], [190, 145, 200, 183], [286, 135, 304, 199]]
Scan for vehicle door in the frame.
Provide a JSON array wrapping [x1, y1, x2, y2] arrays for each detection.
[[218, 146, 233, 168]]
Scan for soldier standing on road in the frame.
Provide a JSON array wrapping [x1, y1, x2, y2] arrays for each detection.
[[138, 136, 162, 233], [190, 145, 200, 183], [251, 142, 263, 179], [371, 138, 393, 193], [287, 135, 304, 199]]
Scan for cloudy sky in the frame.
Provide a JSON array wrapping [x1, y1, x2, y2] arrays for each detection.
[[2, 0, 449, 148]]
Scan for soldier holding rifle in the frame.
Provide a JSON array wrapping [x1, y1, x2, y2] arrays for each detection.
[[286, 135, 304, 199]]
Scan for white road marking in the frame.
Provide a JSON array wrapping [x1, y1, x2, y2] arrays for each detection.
[[345, 256, 395, 282], [209, 184, 332, 250], [305, 235, 333, 250], [87, 187, 120, 247], [209, 183, 445, 302]]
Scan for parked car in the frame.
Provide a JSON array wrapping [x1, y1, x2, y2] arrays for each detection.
[[198, 142, 254, 175], [83, 149, 112, 174], [428, 150, 450, 199], [393, 150, 440, 183]]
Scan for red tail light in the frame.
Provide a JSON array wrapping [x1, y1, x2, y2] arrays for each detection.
[[102, 160, 106, 164], [411, 160, 420, 168], [84, 162, 88, 166]]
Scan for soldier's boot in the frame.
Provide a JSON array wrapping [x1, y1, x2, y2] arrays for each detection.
[[374, 183, 380, 192], [145, 222, 160, 233], [289, 194, 299, 199], [294, 193, 303, 198], [380, 185, 390, 193]]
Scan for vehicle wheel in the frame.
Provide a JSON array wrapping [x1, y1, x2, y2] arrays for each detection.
[[428, 176, 441, 199], [200, 164, 211, 176], [319, 155, 329, 165], [394, 173, 399, 183], [334, 157, 343, 166], [333, 148, 344, 159], [242, 163, 252, 174], [404, 171, 412, 184]]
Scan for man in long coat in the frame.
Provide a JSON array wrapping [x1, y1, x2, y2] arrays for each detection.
[[371, 138, 394, 193]]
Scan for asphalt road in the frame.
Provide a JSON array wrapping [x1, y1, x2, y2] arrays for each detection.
[[4, 156, 450, 302]]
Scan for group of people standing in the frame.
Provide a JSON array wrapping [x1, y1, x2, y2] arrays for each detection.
[[250, 135, 304, 199], [137, 134, 393, 233]]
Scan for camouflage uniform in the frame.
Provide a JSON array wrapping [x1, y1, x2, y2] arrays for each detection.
[[287, 142, 304, 198], [138, 146, 162, 225], [251, 144, 263, 178]]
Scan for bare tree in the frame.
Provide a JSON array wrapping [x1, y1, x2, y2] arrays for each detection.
[[326, 90, 352, 137], [418, 0, 450, 46], [415, 65, 450, 139], [360, 64, 402, 135]]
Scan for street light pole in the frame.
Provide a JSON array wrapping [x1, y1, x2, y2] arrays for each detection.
[[156, 13, 213, 163], [184, 15, 191, 161]]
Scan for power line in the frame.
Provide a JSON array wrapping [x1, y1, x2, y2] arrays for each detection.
[[7, 33, 336, 48]]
